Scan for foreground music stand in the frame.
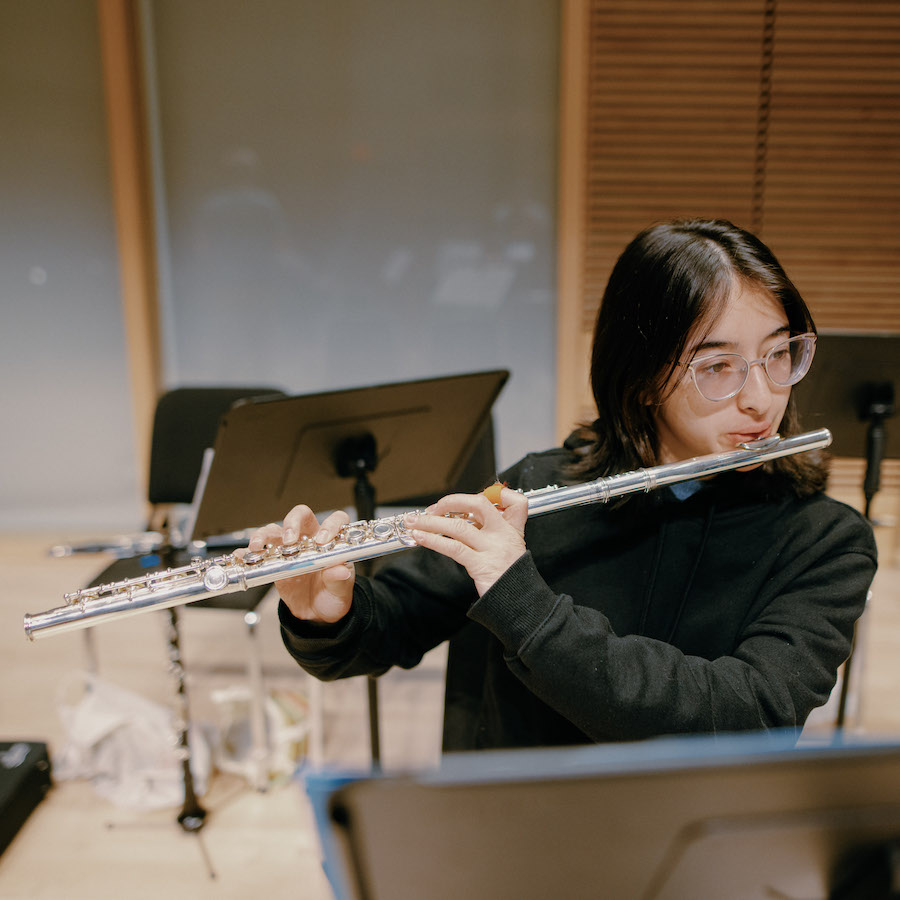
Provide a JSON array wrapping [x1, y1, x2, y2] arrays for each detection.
[[190, 369, 509, 766], [792, 331, 899, 729], [323, 733, 900, 900]]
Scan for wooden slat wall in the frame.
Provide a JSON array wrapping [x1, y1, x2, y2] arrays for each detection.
[[763, 1, 900, 331], [561, 0, 768, 431], [555, 0, 900, 546], [557, 0, 900, 437]]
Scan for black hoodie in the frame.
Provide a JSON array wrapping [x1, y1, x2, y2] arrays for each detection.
[[279, 440, 877, 751]]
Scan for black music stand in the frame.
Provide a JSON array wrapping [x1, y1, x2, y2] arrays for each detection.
[[792, 332, 899, 730], [792, 332, 898, 519], [322, 733, 900, 900], [190, 369, 509, 766]]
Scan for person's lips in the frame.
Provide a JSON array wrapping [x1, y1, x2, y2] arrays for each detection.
[[728, 428, 771, 444]]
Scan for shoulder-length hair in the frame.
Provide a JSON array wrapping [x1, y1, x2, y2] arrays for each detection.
[[570, 218, 828, 495]]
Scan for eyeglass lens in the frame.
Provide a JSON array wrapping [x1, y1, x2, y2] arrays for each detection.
[[692, 335, 815, 401]]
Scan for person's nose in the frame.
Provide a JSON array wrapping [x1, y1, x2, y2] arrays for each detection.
[[736, 360, 775, 413]]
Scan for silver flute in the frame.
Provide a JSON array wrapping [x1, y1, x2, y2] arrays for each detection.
[[24, 428, 832, 640]]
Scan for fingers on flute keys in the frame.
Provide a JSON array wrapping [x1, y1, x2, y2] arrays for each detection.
[[247, 505, 350, 552], [407, 494, 500, 543], [247, 521, 286, 552]]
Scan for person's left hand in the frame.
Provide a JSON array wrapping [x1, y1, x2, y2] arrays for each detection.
[[403, 487, 527, 595]]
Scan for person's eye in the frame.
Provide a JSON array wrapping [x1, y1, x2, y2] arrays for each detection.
[[697, 357, 734, 376]]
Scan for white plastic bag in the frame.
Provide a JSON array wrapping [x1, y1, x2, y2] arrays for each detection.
[[54, 671, 211, 811]]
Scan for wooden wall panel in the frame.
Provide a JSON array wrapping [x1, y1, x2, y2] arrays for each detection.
[[97, 0, 161, 501]]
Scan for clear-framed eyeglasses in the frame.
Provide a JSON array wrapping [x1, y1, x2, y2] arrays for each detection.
[[682, 333, 817, 402]]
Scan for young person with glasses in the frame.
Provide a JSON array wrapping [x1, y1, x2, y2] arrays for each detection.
[[252, 218, 877, 750]]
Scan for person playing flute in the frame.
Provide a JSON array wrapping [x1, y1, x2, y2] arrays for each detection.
[[248, 218, 877, 750]]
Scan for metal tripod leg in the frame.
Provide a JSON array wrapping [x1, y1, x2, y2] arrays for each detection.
[[244, 609, 270, 791], [165, 607, 208, 832]]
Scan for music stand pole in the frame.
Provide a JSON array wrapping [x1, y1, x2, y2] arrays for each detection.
[[156, 537, 208, 833], [861, 381, 894, 520], [336, 434, 382, 769], [835, 380, 895, 732]]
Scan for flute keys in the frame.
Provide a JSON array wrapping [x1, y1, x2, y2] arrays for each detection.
[[371, 521, 395, 541], [396, 520, 418, 547], [203, 565, 229, 591], [344, 526, 366, 545]]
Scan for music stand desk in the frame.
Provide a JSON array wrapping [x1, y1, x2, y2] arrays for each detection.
[[792, 331, 898, 460], [189, 369, 509, 540], [324, 733, 900, 900]]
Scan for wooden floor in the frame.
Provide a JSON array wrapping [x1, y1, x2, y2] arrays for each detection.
[[1, 513, 898, 900], [1, 533, 446, 900]]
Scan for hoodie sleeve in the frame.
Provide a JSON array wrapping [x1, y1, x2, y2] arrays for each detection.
[[467, 500, 877, 740], [279, 540, 478, 680]]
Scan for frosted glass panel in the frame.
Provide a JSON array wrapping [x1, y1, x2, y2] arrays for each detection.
[[0, 2, 141, 529], [151, 0, 558, 471]]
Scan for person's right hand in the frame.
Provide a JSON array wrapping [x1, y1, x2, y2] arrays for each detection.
[[242, 505, 356, 623]]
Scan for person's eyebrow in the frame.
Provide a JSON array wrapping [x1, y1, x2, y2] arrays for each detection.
[[690, 324, 791, 356]]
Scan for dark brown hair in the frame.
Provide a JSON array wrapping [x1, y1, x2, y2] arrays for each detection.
[[571, 218, 828, 495]]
